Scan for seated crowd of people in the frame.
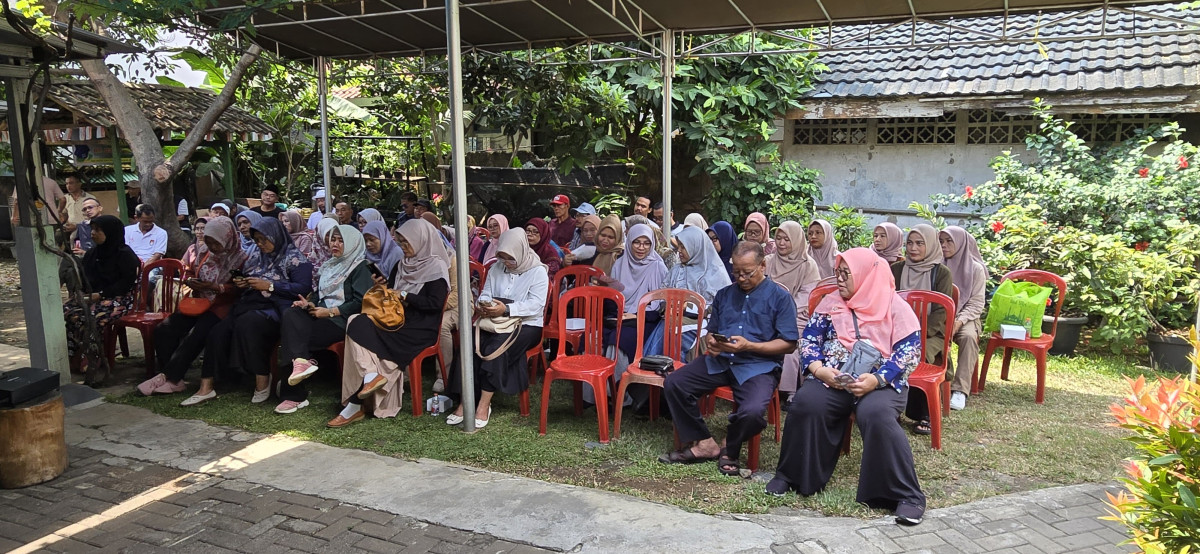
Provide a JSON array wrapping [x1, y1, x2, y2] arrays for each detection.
[[59, 181, 995, 527]]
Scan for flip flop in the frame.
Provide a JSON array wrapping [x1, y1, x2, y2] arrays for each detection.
[[717, 449, 741, 477], [658, 447, 719, 465]]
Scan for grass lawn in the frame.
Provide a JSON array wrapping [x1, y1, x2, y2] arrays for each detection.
[[112, 349, 1160, 517]]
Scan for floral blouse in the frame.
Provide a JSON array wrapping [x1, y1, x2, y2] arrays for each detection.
[[800, 313, 922, 391]]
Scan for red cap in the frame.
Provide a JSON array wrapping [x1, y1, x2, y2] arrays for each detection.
[[550, 194, 570, 205]]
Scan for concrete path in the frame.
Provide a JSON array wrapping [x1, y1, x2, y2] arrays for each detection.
[[0, 399, 1134, 553]]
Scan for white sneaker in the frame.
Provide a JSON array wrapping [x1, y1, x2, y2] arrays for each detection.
[[949, 391, 967, 411], [251, 387, 270, 404]]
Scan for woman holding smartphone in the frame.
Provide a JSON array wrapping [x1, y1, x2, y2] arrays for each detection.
[[445, 228, 548, 428], [136, 216, 248, 401], [274, 224, 373, 414]]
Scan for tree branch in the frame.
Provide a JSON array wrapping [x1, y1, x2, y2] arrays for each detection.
[[167, 43, 262, 176]]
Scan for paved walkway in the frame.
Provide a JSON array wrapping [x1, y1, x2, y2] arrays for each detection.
[[0, 399, 1138, 553]]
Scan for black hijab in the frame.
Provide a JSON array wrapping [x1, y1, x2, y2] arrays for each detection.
[[81, 215, 139, 297]]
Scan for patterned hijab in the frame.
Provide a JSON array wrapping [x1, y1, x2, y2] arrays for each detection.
[[665, 225, 731, 304], [808, 219, 839, 279], [814, 248, 921, 358], [899, 223, 945, 291], [497, 227, 545, 275], [244, 217, 306, 284], [235, 211, 263, 250], [766, 221, 821, 297], [871, 222, 904, 263], [363, 220, 403, 278], [610, 224, 667, 313], [395, 219, 450, 294], [940, 225, 988, 310], [317, 224, 366, 308], [592, 214, 624, 274], [193, 216, 248, 300]]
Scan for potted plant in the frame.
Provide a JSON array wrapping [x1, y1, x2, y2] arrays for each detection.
[[1143, 223, 1200, 372]]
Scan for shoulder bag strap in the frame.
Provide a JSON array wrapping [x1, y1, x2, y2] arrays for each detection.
[[850, 309, 862, 339], [475, 323, 522, 361]]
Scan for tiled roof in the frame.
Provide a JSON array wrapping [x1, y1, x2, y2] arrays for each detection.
[[44, 82, 276, 135], [811, 6, 1200, 98]]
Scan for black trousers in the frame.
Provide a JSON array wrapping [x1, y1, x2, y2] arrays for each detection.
[[662, 358, 778, 458], [774, 380, 925, 510], [157, 311, 222, 383], [448, 325, 542, 402], [203, 309, 280, 381], [277, 307, 346, 402]]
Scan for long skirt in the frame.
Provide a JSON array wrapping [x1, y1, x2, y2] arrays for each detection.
[[340, 314, 433, 418], [774, 380, 925, 510], [64, 293, 134, 357], [449, 324, 542, 402]]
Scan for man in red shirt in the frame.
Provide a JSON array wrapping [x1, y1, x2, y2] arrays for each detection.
[[547, 194, 574, 248]]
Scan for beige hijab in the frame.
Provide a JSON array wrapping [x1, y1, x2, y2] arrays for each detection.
[[765, 221, 821, 296], [395, 219, 450, 294], [592, 214, 624, 274], [497, 228, 545, 274], [899, 223, 945, 291]]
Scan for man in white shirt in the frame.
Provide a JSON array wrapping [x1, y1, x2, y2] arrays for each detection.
[[124, 204, 167, 263], [306, 189, 326, 230], [60, 175, 95, 235]]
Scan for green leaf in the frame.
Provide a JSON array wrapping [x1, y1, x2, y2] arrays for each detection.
[[1150, 454, 1182, 465]]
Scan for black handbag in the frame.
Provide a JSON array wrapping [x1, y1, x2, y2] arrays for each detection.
[[639, 355, 676, 377]]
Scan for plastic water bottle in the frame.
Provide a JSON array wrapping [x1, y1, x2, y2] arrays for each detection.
[[430, 396, 440, 416]]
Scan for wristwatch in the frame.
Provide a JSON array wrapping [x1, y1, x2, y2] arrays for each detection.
[[400, 290, 408, 301], [875, 373, 887, 389]]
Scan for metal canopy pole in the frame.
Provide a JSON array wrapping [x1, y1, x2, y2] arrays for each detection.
[[317, 56, 333, 215], [661, 30, 674, 243], [447, 0, 477, 431]]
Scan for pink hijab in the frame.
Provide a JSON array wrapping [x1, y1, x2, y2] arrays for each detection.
[[743, 212, 776, 256], [814, 248, 921, 358], [482, 215, 509, 262], [871, 222, 904, 263]]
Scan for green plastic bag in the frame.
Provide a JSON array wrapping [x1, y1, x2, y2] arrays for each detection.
[[983, 279, 1053, 338]]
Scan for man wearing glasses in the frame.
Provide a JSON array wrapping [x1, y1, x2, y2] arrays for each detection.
[[659, 241, 799, 475], [71, 197, 103, 255]]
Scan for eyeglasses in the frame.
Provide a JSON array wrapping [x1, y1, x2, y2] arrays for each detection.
[[732, 267, 760, 280], [835, 268, 852, 282]]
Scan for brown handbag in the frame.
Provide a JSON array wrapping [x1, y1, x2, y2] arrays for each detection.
[[361, 284, 406, 330]]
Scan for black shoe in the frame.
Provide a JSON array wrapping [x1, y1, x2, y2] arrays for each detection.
[[895, 501, 924, 525], [765, 477, 791, 497]]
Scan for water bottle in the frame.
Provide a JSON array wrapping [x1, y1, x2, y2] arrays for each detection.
[[430, 396, 440, 416]]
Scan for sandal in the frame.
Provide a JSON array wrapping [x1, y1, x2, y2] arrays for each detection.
[[717, 449, 741, 477], [914, 420, 932, 436], [658, 446, 719, 465]]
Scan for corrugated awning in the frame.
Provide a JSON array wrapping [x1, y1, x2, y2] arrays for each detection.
[[202, 0, 1181, 60]]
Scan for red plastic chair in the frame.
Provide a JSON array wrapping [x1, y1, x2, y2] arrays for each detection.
[[407, 293, 452, 416], [518, 327, 546, 418], [108, 259, 185, 376], [977, 270, 1067, 404], [899, 289, 955, 450], [614, 288, 707, 439], [469, 260, 487, 302], [708, 386, 781, 471], [808, 283, 839, 315], [543, 265, 605, 355], [539, 286, 624, 444]]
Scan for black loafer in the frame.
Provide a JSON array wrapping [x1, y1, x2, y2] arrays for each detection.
[[765, 477, 791, 497]]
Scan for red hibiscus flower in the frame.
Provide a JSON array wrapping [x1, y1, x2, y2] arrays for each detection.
[[1134, 241, 1149, 251], [1138, 167, 1150, 178], [964, 186, 974, 199], [990, 221, 1005, 233], [1179, 156, 1190, 170]]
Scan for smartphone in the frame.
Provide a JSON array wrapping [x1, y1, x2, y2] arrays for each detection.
[[230, 269, 245, 279], [368, 263, 386, 280], [834, 373, 857, 386], [711, 333, 731, 343]]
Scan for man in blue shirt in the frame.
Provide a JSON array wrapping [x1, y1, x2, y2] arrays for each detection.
[[660, 241, 799, 475]]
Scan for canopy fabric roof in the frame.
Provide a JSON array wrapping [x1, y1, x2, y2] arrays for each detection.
[[204, 0, 1178, 60]]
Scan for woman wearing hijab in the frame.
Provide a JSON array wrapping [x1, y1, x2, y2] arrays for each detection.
[[626, 215, 677, 270], [64, 215, 140, 372], [871, 222, 904, 263], [744, 212, 776, 256], [275, 225, 374, 414], [280, 210, 318, 262], [187, 218, 313, 406], [445, 228, 549, 428], [643, 226, 733, 359], [939, 226, 988, 412], [136, 216, 248, 399], [468, 215, 490, 263], [235, 211, 262, 252], [603, 223, 668, 362], [481, 215, 510, 263], [327, 220, 449, 426], [769, 248, 926, 526], [524, 218, 561, 278], [706, 221, 737, 281], [891, 223, 953, 435], [767, 221, 823, 399], [563, 214, 601, 267], [421, 211, 455, 249], [808, 219, 840, 280], [363, 220, 403, 282], [181, 217, 208, 277], [357, 207, 384, 228], [684, 213, 709, 230], [591, 214, 624, 275]]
